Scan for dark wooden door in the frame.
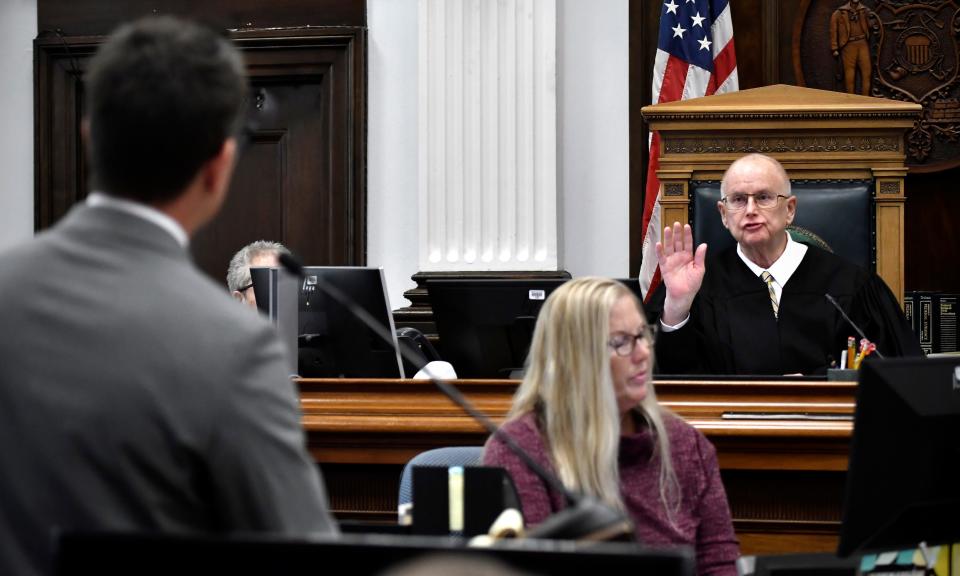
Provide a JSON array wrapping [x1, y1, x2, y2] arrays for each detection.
[[35, 27, 366, 283]]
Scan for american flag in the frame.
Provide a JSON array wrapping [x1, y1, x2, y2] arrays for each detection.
[[639, 0, 738, 301]]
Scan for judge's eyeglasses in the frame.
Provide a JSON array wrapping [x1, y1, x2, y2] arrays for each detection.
[[721, 192, 789, 211]]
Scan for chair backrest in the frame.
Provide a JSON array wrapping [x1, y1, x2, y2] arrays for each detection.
[[398, 446, 484, 506], [690, 180, 874, 270]]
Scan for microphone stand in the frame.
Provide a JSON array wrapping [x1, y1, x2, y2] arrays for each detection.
[[825, 293, 885, 359], [278, 254, 634, 542]]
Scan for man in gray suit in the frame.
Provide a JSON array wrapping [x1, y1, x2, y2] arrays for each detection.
[[0, 17, 337, 576]]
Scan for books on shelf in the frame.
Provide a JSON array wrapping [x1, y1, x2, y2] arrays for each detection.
[[904, 291, 958, 354]]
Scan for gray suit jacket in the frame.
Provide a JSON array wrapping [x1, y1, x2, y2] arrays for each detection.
[[0, 204, 337, 576]]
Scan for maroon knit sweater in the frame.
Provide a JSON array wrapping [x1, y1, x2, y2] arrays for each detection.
[[483, 411, 739, 576]]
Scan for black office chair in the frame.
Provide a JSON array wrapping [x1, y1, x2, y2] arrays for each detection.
[[397, 446, 484, 510], [397, 446, 483, 519], [397, 446, 527, 538], [690, 179, 874, 270]]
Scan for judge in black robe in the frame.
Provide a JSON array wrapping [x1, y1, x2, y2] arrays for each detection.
[[650, 153, 921, 376], [649, 244, 922, 375]]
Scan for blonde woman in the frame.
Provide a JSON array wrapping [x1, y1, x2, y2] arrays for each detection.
[[483, 277, 739, 576]]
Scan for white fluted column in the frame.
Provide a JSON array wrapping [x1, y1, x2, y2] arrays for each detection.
[[418, 0, 557, 271]]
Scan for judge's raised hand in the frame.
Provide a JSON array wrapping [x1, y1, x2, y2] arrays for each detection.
[[655, 222, 708, 326]]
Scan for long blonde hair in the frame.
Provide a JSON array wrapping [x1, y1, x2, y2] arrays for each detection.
[[509, 277, 680, 515]]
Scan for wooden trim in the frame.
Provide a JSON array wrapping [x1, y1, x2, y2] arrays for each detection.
[[298, 377, 854, 468], [628, 2, 647, 278], [33, 36, 100, 230], [792, 0, 814, 87], [761, 1, 781, 86], [37, 0, 366, 37]]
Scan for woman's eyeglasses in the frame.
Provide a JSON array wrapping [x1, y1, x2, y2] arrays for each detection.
[[607, 326, 657, 357]]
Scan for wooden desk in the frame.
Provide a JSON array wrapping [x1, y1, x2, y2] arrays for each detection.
[[298, 378, 855, 555]]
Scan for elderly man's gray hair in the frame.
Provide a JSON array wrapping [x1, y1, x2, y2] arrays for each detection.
[[226, 240, 290, 292]]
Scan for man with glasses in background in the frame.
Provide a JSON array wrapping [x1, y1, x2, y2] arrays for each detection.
[[649, 153, 919, 375], [227, 240, 290, 309]]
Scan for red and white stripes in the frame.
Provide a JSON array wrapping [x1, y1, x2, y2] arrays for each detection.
[[639, 0, 738, 301]]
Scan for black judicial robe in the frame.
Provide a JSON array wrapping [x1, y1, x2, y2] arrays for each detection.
[[650, 245, 922, 376]]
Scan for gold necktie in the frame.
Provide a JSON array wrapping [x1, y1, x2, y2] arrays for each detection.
[[761, 271, 779, 319]]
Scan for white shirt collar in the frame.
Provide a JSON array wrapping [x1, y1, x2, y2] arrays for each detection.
[[86, 191, 189, 248], [736, 231, 807, 288]]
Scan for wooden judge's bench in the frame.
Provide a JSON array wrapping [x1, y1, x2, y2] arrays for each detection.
[[298, 377, 855, 556], [297, 85, 920, 556]]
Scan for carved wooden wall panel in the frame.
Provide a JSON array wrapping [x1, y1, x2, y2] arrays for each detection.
[[791, 0, 960, 293], [795, 0, 960, 171]]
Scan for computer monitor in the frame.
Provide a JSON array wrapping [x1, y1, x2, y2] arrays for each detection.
[[56, 531, 695, 576], [427, 278, 570, 379], [253, 266, 404, 378], [837, 356, 960, 557]]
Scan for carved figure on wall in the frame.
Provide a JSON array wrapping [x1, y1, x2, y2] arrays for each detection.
[[831, 0, 876, 94], [796, 0, 960, 170]]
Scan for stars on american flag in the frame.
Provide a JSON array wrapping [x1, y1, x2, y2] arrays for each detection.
[[663, 0, 712, 56]]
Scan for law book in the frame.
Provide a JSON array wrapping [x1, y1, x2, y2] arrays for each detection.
[[934, 293, 958, 354], [903, 293, 915, 337], [918, 292, 934, 355]]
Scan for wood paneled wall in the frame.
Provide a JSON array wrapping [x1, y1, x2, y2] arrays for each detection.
[[630, 0, 960, 293]]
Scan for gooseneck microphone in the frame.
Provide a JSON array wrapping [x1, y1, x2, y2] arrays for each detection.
[[278, 253, 634, 542], [825, 293, 885, 359]]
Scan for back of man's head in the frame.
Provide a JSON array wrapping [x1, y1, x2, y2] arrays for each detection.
[[85, 16, 247, 204]]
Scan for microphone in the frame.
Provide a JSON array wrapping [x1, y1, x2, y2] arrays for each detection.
[[825, 293, 885, 359], [277, 253, 634, 542]]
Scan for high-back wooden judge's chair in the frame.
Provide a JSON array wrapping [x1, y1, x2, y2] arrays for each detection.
[[641, 85, 921, 304]]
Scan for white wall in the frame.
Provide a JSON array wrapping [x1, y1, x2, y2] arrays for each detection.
[[367, 0, 420, 308], [368, 0, 630, 308], [0, 0, 37, 250], [557, 0, 630, 279]]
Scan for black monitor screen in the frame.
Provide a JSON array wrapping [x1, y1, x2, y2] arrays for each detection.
[[427, 278, 570, 379], [56, 532, 694, 576], [254, 266, 403, 378], [837, 356, 960, 556]]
